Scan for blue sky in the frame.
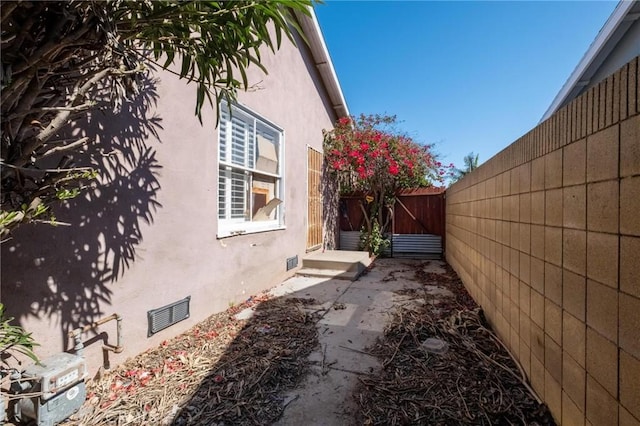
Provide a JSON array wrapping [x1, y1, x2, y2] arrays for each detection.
[[315, 1, 618, 171]]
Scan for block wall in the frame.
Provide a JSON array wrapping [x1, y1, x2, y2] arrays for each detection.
[[446, 56, 640, 425]]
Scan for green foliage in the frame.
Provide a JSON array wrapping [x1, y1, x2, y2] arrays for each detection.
[[0, 303, 39, 366], [56, 188, 81, 201], [324, 114, 439, 194], [450, 152, 480, 183], [0, 198, 50, 240], [114, 1, 312, 121], [1, 1, 313, 238], [358, 220, 389, 256], [324, 114, 445, 255]]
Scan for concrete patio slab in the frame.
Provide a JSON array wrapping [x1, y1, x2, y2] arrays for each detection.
[[273, 258, 453, 426], [268, 276, 330, 297]]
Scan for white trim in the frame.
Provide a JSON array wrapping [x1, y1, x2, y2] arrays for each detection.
[[227, 102, 284, 133], [217, 222, 286, 239], [216, 103, 285, 238], [294, 7, 350, 118], [541, 0, 638, 122], [218, 161, 280, 179], [280, 129, 286, 228]]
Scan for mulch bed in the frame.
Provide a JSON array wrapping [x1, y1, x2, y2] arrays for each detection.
[[56, 259, 555, 425], [353, 262, 555, 425], [62, 296, 320, 425]]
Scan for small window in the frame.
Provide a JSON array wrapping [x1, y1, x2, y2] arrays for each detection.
[[217, 104, 284, 237]]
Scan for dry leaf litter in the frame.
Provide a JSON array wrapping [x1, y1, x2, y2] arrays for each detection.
[[52, 260, 556, 426], [61, 295, 319, 426], [353, 262, 555, 426]]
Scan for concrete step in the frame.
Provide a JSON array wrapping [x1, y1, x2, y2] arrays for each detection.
[[301, 250, 371, 272], [296, 268, 360, 281]]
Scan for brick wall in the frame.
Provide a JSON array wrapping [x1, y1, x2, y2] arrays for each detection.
[[446, 56, 640, 424]]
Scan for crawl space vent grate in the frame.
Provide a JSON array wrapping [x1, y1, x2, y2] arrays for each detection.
[[286, 255, 298, 271], [147, 296, 190, 336]]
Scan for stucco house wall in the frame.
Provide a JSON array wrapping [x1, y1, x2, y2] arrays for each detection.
[[1, 17, 342, 376], [446, 56, 639, 424]]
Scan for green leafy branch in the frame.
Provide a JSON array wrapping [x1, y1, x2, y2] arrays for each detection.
[[0, 303, 39, 367]]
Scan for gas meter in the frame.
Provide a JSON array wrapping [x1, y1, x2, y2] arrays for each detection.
[[11, 352, 87, 426]]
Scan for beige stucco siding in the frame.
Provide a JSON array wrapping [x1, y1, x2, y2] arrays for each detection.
[[1, 33, 337, 375]]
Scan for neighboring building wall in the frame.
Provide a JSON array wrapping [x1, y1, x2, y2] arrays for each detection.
[[588, 15, 640, 91], [1, 32, 337, 375], [446, 57, 639, 424]]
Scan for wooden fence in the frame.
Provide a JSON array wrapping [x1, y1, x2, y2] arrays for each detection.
[[339, 188, 446, 254]]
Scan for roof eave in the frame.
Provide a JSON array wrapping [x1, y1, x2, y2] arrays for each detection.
[[294, 7, 350, 120], [540, 0, 638, 122]]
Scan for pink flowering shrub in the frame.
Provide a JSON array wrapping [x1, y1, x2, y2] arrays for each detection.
[[323, 114, 451, 254]]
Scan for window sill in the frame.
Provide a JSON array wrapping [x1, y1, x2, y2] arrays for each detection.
[[217, 224, 286, 239]]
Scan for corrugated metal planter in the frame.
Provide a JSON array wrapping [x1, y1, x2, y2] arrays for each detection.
[[339, 230, 362, 251], [340, 231, 442, 259]]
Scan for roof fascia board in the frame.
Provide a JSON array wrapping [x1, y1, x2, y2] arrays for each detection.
[[294, 7, 350, 119], [540, 0, 636, 122]]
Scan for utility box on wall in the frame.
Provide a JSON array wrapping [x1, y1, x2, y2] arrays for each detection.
[[12, 352, 87, 426]]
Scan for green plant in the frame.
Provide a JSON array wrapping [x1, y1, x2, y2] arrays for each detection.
[[1, 1, 313, 238], [359, 220, 389, 256], [0, 303, 39, 366], [450, 152, 480, 183], [324, 114, 450, 252], [0, 198, 50, 241], [55, 188, 81, 201]]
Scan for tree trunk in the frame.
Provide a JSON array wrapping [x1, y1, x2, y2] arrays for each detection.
[[321, 160, 340, 250]]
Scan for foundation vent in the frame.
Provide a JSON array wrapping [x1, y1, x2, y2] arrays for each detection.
[[147, 296, 190, 337], [286, 255, 298, 271]]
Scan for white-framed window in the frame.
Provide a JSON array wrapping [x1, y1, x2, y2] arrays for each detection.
[[217, 103, 285, 238]]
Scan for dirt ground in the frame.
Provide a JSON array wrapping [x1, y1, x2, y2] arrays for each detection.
[[351, 261, 555, 425], [45, 258, 554, 426]]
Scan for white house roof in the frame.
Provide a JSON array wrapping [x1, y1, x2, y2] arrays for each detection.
[[295, 7, 350, 119], [541, 0, 640, 122]]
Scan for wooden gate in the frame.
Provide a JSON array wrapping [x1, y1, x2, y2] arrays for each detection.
[[339, 188, 446, 257], [306, 147, 323, 251], [392, 188, 445, 236]]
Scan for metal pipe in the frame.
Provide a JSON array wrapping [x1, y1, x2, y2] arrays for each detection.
[[68, 313, 123, 357]]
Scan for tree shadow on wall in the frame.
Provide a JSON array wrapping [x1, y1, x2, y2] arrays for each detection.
[[1, 76, 163, 352]]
